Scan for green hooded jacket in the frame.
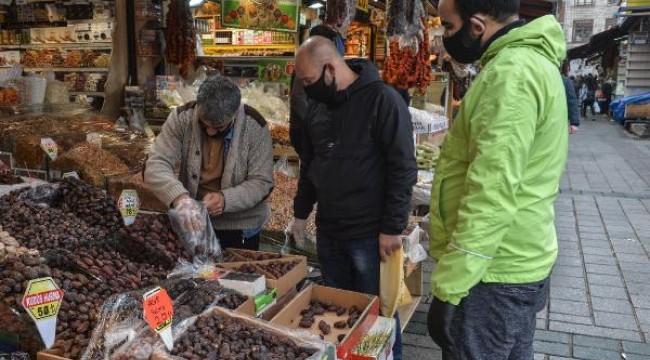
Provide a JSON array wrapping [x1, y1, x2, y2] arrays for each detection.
[[429, 15, 568, 305]]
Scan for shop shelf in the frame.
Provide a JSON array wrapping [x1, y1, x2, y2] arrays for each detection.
[[0, 43, 113, 50], [69, 91, 105, 96], [23, 67, 110, 72]]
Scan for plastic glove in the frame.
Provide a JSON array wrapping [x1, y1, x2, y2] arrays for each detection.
[[291, 218, 307, 249], [427, 297, 457, 353], [173, 198, 205, 233]]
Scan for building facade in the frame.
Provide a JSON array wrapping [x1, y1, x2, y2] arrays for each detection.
[[560, 0, 620, 48]]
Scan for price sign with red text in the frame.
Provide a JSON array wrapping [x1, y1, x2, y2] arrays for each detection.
[[143, 286, 174, 351], [21, 277, 64, 348]]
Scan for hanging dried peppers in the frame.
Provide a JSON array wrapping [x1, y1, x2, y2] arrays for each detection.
[[383, 0, 431, 93], [164, 0, 196, 77], [325, 0, 359, 35]]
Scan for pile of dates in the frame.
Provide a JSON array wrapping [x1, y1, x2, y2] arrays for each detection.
[[116, 213, 191, 269], [258, 260, 300, 279], [235, 249, 282, 261], [169, 310, 318, 360], [58, 177, 123, 233]]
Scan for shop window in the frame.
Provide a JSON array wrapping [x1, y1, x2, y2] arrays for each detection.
[[573, 0, 595, 6], [573, 19, 594, 43], [605, 18, 617, 29], [607, 0, 618, 4]]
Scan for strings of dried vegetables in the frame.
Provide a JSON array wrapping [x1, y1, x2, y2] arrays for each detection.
[[383, 0, 431, 93], [164, 0, 196, 77], [325, 0, 359, 35]]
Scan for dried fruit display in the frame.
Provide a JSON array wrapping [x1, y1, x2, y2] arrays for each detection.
[[58, 177, 123, 233], [257, 259, 300, 279], [164, 0, 196, 77], [169, 310, 318, 360], [0, 200, 103, 251], [269, 122, 290, 146], [92, 54, 111, 68], [0, 86, 19, 105], [0, 226, 37, 261], [21, 49, 64, 67], [64, 50, 84, 68], [266, 172, 316, 235], [383, 0, 431, 93], [116, 213, 191, 269], [233, 249, 282, 261], [236, 264, 261, 275], [0, 173, 23, 185], [297, 300, 354, 339], [51, 143, 129, 187]]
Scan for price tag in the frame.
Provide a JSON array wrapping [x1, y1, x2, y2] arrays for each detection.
[[40, 138, 58, 161], [86, 132, 102, 148], [63, 171, 80, 180], [117, 189, 140, 226], [21, 277, 64, 349], [143, 286, 174, 351]]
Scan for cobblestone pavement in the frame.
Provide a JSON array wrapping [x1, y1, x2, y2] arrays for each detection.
[[403, 117, 650, 360]]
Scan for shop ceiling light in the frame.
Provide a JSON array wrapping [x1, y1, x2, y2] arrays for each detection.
[[308, 2, 324, 8], [189, 0, 204, 7]]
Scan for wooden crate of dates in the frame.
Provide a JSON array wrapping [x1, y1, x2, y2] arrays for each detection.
[[272, 285, 380, 360]]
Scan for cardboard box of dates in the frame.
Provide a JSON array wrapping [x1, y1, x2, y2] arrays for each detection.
[[271, 285, 380, 360], [217, 256, 308, 299]]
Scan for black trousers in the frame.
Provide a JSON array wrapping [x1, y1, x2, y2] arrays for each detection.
[[582, 99, 595, 117], [213, 229, 260, 250]]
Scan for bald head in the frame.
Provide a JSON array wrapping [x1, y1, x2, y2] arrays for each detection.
[[295, 36, 344, 87]]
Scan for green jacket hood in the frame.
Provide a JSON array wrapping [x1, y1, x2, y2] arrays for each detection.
[[482, 15, 566, 67]]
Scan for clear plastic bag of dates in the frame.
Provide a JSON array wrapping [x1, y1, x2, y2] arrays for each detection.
[[168, 198, 221, 260], [17, 182, 60, 207]]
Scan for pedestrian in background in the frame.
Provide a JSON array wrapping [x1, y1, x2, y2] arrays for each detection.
[[580, 75, 597, 121], [562, 64, 580, 133]]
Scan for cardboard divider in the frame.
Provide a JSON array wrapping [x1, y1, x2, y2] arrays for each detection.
[[271, 285, 380, 360]]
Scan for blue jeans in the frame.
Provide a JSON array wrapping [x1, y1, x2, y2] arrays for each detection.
[[317, 232, 403, 360]]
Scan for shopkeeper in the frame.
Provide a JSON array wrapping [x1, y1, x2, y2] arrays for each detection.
[[144, 75, 274, 250]]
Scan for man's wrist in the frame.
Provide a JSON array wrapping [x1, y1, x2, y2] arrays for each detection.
[[172, 193, 191, 208]]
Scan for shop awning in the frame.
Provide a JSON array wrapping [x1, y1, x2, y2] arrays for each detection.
[[519, 0, 555, 21], [567, 16, 640, 59]]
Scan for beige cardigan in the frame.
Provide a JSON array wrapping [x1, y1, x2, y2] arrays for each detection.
[[144, 102, 274, 230]]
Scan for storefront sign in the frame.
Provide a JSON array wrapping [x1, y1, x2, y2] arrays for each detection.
[[143, 286, 174, 351], [40, 138, 58, 161], [357, 0, 368, 12], [117, 189, 140, 226], [21, 277, 64, 348], [221, 0, 299, 32]]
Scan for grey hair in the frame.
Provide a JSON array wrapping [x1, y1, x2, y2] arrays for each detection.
[[196, 75, 241, 125]]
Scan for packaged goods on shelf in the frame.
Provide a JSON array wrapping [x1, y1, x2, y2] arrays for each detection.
[[241, 82, 290, 124]]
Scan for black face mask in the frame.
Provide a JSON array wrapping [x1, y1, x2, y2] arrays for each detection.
[[443, 19, 484, 64], [304, 65, 337, 103]]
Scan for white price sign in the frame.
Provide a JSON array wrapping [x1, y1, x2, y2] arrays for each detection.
[[117, 189, 140, 226]]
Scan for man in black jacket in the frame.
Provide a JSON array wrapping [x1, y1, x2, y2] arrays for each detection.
[[291, 37, 417, 360]]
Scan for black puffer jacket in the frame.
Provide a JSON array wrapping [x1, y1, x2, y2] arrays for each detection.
[[293, 59, 417, 239]]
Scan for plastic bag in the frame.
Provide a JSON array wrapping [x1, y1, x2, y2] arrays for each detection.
[[274, 156, 297, 178], [402, 225, 428, 264], [17, 183, 60, 206], [594, 101, 601, 114], [168, 198, 221, 259], [127, 108, 148, 133], [380, 247, 413, 317]]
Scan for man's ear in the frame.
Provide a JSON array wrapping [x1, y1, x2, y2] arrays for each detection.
[[468, 16, 486, 37]]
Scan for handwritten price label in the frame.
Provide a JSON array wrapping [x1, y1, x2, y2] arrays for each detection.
[[117, 189, 140, 226], [40, 138, 58, 161], [143, 286, 174, 350], [86, 132, 102, 148], [21, 277, 64, 348]]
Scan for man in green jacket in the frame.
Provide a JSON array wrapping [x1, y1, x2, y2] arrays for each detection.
[[427, 0, 568, 358]]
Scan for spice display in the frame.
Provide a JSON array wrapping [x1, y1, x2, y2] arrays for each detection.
[[0, 86, 19, 105], [169, 310, 318, 360], [116, 213, 191, 269], [164, 0, 196, 76], [51, 143, 129, 186], [257, 259, 300, 279], [269, 122, 290, 146]]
